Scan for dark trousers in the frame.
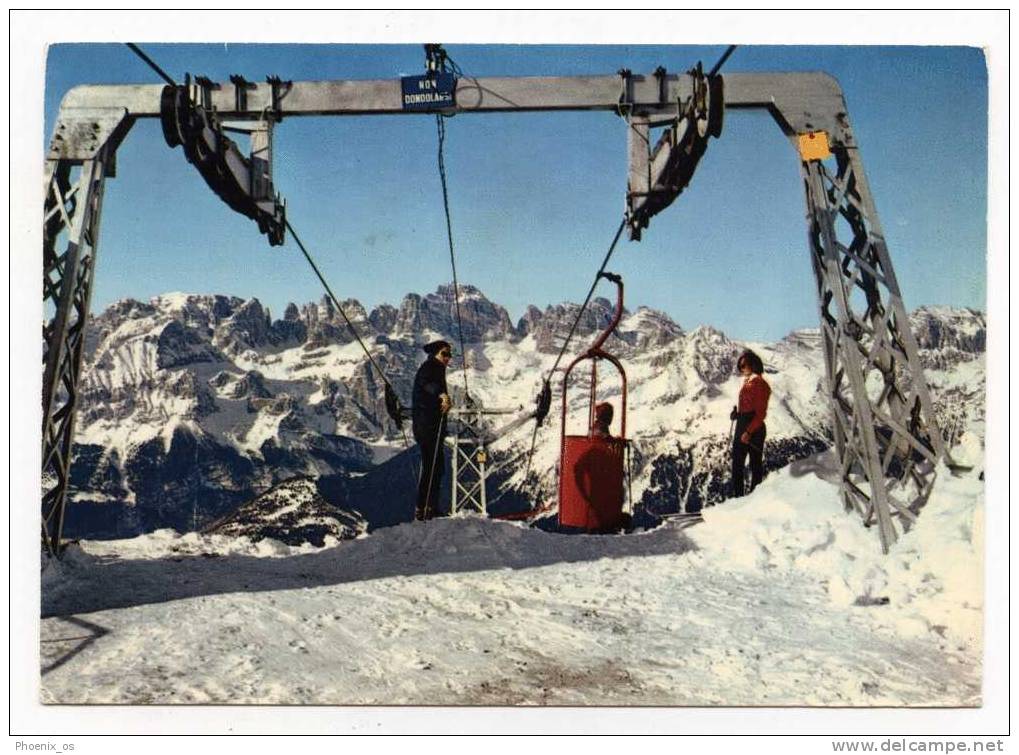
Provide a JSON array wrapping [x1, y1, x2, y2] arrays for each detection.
[[415, 425, 445, 519], [732, 417, 766, 497]]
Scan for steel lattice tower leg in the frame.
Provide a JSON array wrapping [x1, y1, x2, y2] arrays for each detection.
[[800, 137, 944, 553], [42, 147, 112, 556]]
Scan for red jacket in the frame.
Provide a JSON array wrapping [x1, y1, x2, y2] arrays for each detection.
[[738, 374, 771, 435]]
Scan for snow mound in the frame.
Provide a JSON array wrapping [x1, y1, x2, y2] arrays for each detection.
[[691, 452, 983, 647], [66, 527, 334, 561]]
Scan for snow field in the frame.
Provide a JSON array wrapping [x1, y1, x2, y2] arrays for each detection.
[[40, 459, 982, 706]]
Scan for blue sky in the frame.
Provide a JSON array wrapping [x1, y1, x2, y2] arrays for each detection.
[[45, 43, 987, 341]]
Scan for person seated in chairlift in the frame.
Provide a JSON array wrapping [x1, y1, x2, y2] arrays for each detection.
[[590, 402, 615, 439]]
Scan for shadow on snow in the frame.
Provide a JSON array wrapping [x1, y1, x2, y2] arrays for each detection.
[[42, 517, 697, 619]]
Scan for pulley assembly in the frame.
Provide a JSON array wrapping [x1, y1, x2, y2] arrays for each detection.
[[160, 74, 287, 246], [625, 63, 724, 240]]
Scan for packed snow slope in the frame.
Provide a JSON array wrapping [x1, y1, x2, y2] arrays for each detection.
[[41, 452, 982, 707]]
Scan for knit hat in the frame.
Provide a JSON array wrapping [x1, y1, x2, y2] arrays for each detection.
[[423, 339, 452, 356]]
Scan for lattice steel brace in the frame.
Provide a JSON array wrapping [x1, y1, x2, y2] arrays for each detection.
[[43, 108, 132, 555], [727, 74, 947, 552]]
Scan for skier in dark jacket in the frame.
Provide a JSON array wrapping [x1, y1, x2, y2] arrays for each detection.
[[412, 340, 452, 520], [730, 349, 771, 497]]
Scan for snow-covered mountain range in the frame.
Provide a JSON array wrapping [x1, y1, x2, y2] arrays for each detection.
[[63, 286, 986, 542]]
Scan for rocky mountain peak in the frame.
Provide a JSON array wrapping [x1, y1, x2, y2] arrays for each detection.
[[368, 303, 399, 334], [203, 477, 366, 546], [522, 296, 630, 354], [391, 285, 514, 343], [214, 298, 272, 353], [679, 325, 740, 384], [104, 297, 158, 322], [910, 306, 986, 353], [337, 298, 370, 325], [151, 293, 245, 327], [620, 307, 684, 350]]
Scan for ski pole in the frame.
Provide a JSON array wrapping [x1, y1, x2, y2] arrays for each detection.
[[625, 440, 633, 514], [422, 416, 446, 519], [727, 414, 739, 499]]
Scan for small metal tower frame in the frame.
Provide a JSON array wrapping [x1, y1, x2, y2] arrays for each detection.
[[448, 405, 525, 516], [449, 408, 489, 516]]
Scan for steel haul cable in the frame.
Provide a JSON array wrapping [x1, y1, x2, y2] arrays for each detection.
[[709, 45, 738, 77], [284, 220, 411, 449], [519, 44, 739, 513], [126, 43, 178, 86], [125, 41, 420, 484], [435, 106, 471, 403], [547, 218, 628, 377], [424, 46, 471, 402], [521, 216, 628, 494], [128, 43, 410, 445]]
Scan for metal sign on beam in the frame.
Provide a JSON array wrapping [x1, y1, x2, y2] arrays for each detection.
[[400, 72, 456, 111]]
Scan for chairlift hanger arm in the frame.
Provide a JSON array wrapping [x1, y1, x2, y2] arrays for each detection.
[[447, 405, 538, 446], [486, 409, 541, 445]]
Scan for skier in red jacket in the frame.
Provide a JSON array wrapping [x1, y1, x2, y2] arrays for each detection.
[[730, 349, 771, 497]]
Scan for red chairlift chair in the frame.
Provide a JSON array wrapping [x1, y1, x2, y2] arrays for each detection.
[[558, 272, 630, 533]]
